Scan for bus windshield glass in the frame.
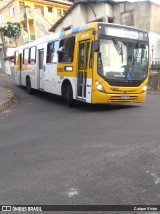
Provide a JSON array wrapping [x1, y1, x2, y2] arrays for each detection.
[[98, 38, 148, 81]]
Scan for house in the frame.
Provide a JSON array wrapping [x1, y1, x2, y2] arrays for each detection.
[[50, 0, 115, 32], [0, 0, 72, 46], [50, 0, 160, 62], [0, 0, 72, 73]]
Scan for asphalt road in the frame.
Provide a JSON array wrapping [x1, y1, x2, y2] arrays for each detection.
[[1, 78, 160, 214]]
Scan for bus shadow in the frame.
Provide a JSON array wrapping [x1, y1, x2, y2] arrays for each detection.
[[17, 86, 67, 107], [76, 102, 142, 112], [31, 89, 68, 106], [18, 86, 142, 112]]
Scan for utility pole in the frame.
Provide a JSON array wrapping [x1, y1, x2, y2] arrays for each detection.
[[151, 45, 154, 59], [151, 45, 154, 69], [0, 32, 6, 74], [1, 32, 6, 58]]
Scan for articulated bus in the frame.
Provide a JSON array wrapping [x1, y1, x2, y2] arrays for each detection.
[[14, 22, 149, 107]]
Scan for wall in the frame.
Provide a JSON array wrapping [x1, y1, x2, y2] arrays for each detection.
[[55, 4, 88, 32], [149, 3, 160, 59], [54, 2, 114, 33], [149, 32, 160, 59], [150, 3, 160, 34], [114, 2, 150, 31], [87, 3, 113, 23], [113, 1, 160, 59], [23, 0, 70, 23], [0, 0, 19, 24], [53, 1, 160, 61], [0, 0, 72, 47]]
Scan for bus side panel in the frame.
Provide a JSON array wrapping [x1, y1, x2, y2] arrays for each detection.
[[43, 63, 61, 95], [29, 64, 38, 89], [20, 65, 38, 89], [15, 70, 21, 85]]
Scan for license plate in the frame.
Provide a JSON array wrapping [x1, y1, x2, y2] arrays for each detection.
[[121, 96, 129, 100]]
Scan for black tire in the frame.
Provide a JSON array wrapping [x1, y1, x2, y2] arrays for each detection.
[[26, 78, 33, 94], [67, 84, 74, 107]]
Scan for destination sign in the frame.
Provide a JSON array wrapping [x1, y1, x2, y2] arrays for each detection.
[[99, 24, 148, 41], [106, 27, 138, 39]]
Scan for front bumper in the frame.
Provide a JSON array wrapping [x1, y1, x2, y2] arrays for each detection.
[[92, 90, 147, 104]]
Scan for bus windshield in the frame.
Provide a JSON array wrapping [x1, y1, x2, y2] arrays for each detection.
[[98, 38, 148, 81]]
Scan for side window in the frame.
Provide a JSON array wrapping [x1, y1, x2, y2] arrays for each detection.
[[29, 47, 36, 64], [78, 41, 91, 70], [23, 49, 29, 64], [53, 41, 59, 63], [57, 9, 62, 17], [10, 5, 15, 17], [48, 7, 52, 13], [0, 14, 4, 24], [46, 41, 59, 64], [85, 42, 90, 69], [19, 2, 25, 11], [63, 10, 67, 15], [79, 43, 85, 70], [58, 37, 75, 63], [14, 51, 19, 65]]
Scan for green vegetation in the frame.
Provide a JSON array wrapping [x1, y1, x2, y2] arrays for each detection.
[[0, 22, 21, 46]]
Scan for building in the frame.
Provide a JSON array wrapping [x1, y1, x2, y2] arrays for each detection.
[[113, 1, 160, 66], [0, 0, 72, 46], [0, 0, 72, 73], [50, 0, 160, 61], [49, 0, 160, 91], [50, 0, 115, 33]]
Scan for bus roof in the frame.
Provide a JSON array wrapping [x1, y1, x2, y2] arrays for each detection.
[[15, 22, 96, 51], [15, 22, 148, 51]]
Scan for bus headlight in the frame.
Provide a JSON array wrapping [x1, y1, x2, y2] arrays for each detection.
[[142, 85, 147, 93], [96, 81, 106, 93]]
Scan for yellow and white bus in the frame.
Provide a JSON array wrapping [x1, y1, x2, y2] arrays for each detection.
[[14, 22, 149, 107]]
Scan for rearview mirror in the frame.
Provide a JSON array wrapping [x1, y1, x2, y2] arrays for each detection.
[[94, 40, 99, 52]]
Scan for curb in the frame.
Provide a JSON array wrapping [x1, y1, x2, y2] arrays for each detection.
[[147, 91, 160, 95], [0, 86, 15, 114]]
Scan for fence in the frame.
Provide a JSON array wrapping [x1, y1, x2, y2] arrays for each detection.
[[148, 73, 160, 93]]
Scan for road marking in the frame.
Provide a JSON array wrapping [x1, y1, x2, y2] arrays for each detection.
[[151, 173, 160, 184], [0, 113, 9, 119], [67, 188, 78, 198], [146, 171, 160, 184]]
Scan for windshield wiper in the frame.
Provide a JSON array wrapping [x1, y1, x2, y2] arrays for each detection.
[[112, 38, 123, 63], [134, 42, 140, 62]]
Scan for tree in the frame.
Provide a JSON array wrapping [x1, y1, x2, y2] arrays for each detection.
[[0, 22, 21, 75], [0, 22, 21, 47]]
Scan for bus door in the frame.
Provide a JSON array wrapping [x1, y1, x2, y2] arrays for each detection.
[[19, 54, 22, 85], [77, 40, 92, 102], [15, 52, 22, 85], [38, 49, 44, 89]]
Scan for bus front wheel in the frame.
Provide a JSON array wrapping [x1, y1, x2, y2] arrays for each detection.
[[67, 84, 74, 107]]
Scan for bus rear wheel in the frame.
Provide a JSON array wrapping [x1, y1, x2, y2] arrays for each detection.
[[67, 84, 74, 107], [26, 78, 33, 94]]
